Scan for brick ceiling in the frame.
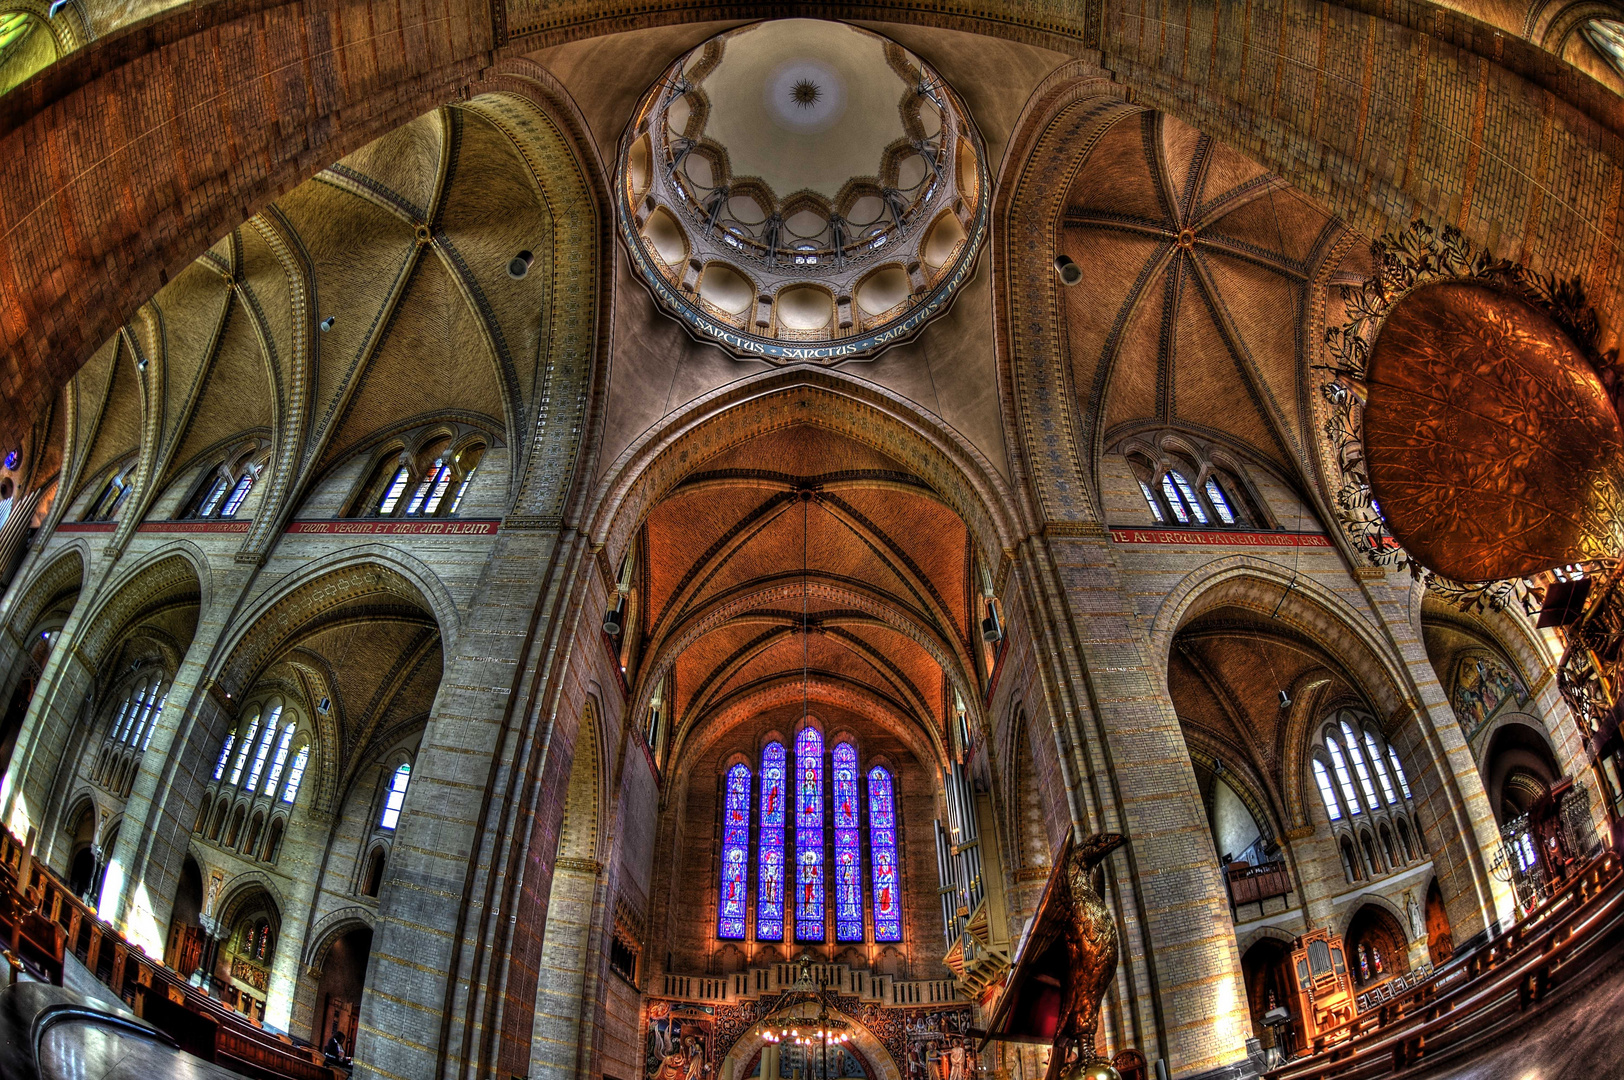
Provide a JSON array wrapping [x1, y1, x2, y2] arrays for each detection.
[[640, 423, 974, 767]]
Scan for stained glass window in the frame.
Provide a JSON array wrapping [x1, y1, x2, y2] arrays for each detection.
[[1137, 480, 1165, 522], [1584, 18, 1624, 78], [1160, 474, 1191, 523], [833, 742, 863, 941], [378, 468, 410, 515], [757, 741, 787, 940], [1171, 471, 1208, 524], [718, 763, 751, 939], [1205, 477, 1237, 525], [220, 471, 256, 517], [868, 765, 901, 941], [1313, 759, 1342, 821], [213, 729, 237, 782], [139, 691, 166, 751], [197, 477, 229, 518], [795, 727, 825, 940]]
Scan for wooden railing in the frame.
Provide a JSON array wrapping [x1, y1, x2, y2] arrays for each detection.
[[0, 829, 335, 1080], [1228, 862, 1293, 908], [1268, 851, 1624, 1079]]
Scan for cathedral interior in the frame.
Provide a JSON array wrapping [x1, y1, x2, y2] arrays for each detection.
[[5, 3, 1624, 1080]]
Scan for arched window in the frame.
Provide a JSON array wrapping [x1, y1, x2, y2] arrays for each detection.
[[282, 744, 310, 804], [357, 435, 488, 519], [228, 712, 260, 786], [1339, 837, 1360, 882], [757, 741, 787, 941], [213, 727, 237, 781], [243, 704, 283, 792], [1340, 720, 1380, 811], [1160, 472, 1196, 524], [1326, 736, 1362, 816], [794, 727, 825, 941], [1312, 758, 1343, 822], [1364, 729, 1398, 805], [380, 763, 411, 829], [1396, 818, 1415, 862], [85, 462, 137, 522], [868, 765, 902, 941], [1584, 18, 1624, 78], [1137, 478, 1166, 523], [262, 722, 297, 795], [717, 763, 751, 939], [195, 476, 230, 518], [363, 849, 387, 896], [262, 819, 285, 863], [832, 742, 863, 941], [1204, 476, 1237, 525], [1387, 745, 1412, 799], [219, 469, 258, 517], [377, 466, 411, 514]]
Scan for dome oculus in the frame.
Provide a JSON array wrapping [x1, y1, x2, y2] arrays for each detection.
[[618, 20, 988, 364]]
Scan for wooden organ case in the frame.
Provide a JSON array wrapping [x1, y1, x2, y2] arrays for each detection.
[[1290, 929, 1356, 1047]]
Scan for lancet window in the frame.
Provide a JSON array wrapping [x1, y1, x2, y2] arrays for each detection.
[[350, 429, 488, 520], [717, 731, 904, 943], [92, 667, 169, 797], [1311, 709, 1423, 883], [1120, 435, 1268, 531], [196, 694, 310, 865]]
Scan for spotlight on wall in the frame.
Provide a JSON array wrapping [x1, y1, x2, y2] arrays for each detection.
[[320, 316, 336, 332], [1278, 689, 1292, 709], [508, 250, 535, 279], [1053, 253, 1083, 286], [980, 599, 1003, 644], [317, 697, 331, 714], [136, 358, 149, 371], [603, 595, 626, 636]]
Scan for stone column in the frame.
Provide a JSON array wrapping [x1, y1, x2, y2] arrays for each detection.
[[1031, 533, 1254, 1078]]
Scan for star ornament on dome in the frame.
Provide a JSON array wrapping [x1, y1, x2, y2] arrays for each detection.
[[790, 79, 823, 109]]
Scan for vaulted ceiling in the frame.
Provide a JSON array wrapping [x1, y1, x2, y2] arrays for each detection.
[[1060, 108, 1344, 491], [640, 424, 980, 771]]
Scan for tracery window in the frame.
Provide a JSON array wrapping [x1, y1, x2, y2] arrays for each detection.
[[198, 695, 309, 862], [183, 446, 268, 520], [718, 763, 751, 939], [380, 763, 411, 829], [93, 669, 168, 796], [722, 736, 904, 944], [352, 431, 488, 520], [832, 742, 863, 941], [1123, 439, 1265, 530], [1314, 711, 1422, 880], [868, 765, 902, 942], [795, 727, 825, 941], [757, 741, 787, 940]]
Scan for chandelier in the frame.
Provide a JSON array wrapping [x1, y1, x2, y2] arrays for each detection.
[[757, 952, 852, 1049]]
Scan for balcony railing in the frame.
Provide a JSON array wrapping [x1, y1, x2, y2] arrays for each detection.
[[1227, 860, 1292, 914]]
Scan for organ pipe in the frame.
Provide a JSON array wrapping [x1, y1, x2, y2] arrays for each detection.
[[934, 818, 959, 946]]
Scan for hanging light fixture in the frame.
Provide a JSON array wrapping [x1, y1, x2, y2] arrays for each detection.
[[758, 953, 851, 1051]]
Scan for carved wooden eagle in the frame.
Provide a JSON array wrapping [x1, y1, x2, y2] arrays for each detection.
[[979, 827, 1127, 1078]]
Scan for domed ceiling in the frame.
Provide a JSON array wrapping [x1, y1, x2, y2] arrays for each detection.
[[618, 19, 987, 363]]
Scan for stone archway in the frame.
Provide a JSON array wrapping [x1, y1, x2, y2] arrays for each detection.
[[1344, 902, 1411, 988]]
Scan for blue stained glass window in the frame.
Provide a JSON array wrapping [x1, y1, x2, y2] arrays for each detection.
[[795, 727, 825, 940], [757, 742, 787, 940], [868, 765, 901, 941], [718, 763, 752, 939], [833, 742, 863, 941]]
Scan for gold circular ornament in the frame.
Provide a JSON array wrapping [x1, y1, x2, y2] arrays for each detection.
[[1060, 1062, 1121, 1080]]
